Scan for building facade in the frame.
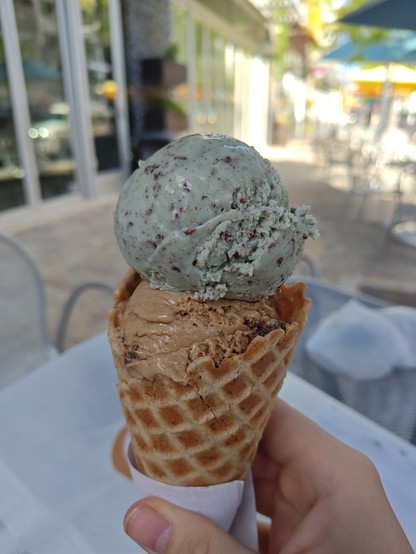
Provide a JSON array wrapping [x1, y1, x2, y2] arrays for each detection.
[[0, 0, 275, 213]]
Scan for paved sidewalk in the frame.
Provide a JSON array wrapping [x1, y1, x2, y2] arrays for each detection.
[[2, 140, 416, 349]]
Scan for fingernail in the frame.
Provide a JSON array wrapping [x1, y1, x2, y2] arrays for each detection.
[[124, 504, 172, 553]]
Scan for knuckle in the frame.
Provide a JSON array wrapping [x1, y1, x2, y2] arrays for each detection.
[[354, 450, 378, 474]]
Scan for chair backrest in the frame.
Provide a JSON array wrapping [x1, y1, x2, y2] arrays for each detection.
[[0, 234, 56, 387], [56, 282, 114, 352], [292, 253, 321, 279], [398, 164, 416, 205]]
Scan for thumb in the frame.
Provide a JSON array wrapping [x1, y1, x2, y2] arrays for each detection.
[[124, 496, 256, 554]]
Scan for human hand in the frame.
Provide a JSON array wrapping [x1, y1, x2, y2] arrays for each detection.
[[123, 399, 413, 553], [124, 496, 253, 553], [252, 399, 413, 553]]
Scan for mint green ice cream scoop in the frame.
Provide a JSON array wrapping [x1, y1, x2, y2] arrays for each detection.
[[114, 133, 318, 301]]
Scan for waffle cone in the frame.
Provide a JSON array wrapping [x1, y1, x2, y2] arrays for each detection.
[[109, 270, 310, 486]]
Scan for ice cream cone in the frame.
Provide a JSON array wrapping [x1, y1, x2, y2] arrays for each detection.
[[109, 270, 310, 487]]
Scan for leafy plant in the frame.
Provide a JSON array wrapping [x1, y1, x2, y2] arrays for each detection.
[[163, 43, 179, 61]]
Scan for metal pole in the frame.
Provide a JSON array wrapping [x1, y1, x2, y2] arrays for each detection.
[[0, 0, 41, 206], [56, 0, 97, 198], [186, 13, 196, 133], [108, 0, 131, 179], [375, 62, 393, 141]]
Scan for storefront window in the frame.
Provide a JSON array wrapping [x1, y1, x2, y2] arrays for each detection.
[[81, 0, 120, 171], [14, 0, 75, 201], [0, 31, 25, 211], [210, 30, 227, 134], [170, 1, 270, 144], [171, 5, 189, 118], [224, 42, 235, 136], [192, 20, 236, 136], [194, 20, 206, 133], [172, 5, 187, 65]]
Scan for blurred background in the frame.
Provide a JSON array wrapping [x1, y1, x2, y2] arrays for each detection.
[[0, 0, 416, 348]]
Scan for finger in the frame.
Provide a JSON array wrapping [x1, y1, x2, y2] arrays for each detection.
[[252, 444, 281, 481], [253, 476, 277, 518], [124, 497, 256, 554], [260, 398, 340, 465]]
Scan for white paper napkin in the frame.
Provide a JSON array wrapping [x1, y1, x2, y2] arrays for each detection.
[[306, 300, 416, 380], [127, 445, 259, 551]]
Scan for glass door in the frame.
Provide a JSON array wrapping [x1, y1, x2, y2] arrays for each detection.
[[0, 0, 41, 211], [80, 0, 130, 178], [0, 0, 129, 213], [13, 0, 76, 201]]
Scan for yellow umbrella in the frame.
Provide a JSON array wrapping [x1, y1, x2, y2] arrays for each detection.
[[349, 64, 416, 95]]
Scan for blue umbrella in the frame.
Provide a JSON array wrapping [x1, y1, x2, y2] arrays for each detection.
[[322, 33, 416, 63], [340, 0, 416, 31]]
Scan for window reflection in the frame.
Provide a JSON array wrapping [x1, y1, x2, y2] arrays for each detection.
[[171, 4, 188, 117], [14, 0, 75, 201], [171, 5, 258, 140], [81, 0, 120, 171]]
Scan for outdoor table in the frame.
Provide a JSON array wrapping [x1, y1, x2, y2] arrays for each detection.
[[0, 332, 415, 553]]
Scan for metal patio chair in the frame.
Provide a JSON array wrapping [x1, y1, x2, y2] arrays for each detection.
[[345, 141, 404, 221], [288, 276, 416, 443], [385, 163, 416, 247], [56, 281, 114, 352], [0, 234, 57, 388], [56, 254, 320, 352], [293, 253, 321, 279]]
